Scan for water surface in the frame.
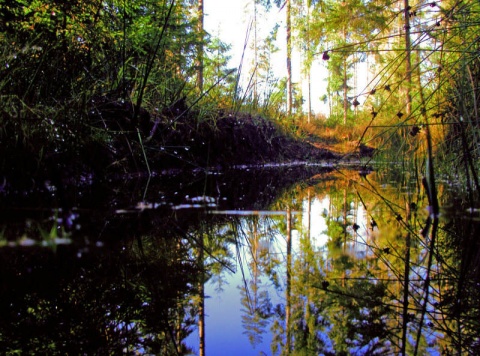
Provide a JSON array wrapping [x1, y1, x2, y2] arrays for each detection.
[[1, 165, 479, 355]]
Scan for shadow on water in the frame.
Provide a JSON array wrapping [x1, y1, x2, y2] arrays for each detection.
[[1, 165, 479, 355]]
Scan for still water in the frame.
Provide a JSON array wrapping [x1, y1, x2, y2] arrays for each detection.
[[1, 165, 479, 355]]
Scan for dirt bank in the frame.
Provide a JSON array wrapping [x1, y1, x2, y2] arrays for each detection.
[[1, 103, 344, 193], [146, 112, 338, 169]]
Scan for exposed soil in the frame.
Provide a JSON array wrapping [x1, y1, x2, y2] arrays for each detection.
[[147, 112, 338, 169], [2, 100, 375, 194], [85, 99, 341, 174]]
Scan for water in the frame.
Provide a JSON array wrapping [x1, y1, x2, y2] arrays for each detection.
[[1, 165, 479, 355]]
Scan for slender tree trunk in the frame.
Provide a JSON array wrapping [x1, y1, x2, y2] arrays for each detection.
[[401, 203, 411, 356], [305, 191, 312, 348], [342, 26, 348, 126], [197, 0, 204, 92], [253, 218, 259, 286], [343, 188, 347, 251], [307, 72, 312, 122], [306, 190, 311, 240], [306, 1, 312, 123], [343, 58, 348, 125], [342, 188, 347, 287], [286, 0, 293, 116], [198, 234, 206, 356], [254, 0, 258, 104], [327, 77, 332, 117], [285, 206, 292, 353], [353, 53, 358, 117], [403, 0, 412, 115]]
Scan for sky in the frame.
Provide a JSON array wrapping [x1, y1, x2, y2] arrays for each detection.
[[203, 0, 249, 66], [203, 0, 330, 115]]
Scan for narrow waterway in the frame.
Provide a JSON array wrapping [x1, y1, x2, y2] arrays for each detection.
[[1, 164, 479, 355]]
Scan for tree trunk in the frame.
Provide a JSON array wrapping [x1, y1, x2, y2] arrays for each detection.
[[307, 72, 312, 123], [286, 0, 293, 116], [306, 1, 312, 123], [342, 26, 348, 126], [198, 234, 206, 356], [285, 206, 292, 353], [254, 0, 258, 104], [197, 0, 204, 92], [307, 189, 311, 240], [403, 0, 412, 116], [401, 232, 411, 355]]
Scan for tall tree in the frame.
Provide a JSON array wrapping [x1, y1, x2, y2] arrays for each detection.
[[303, 0, 313, 122], [308, 0, 389, 124], [258, 0, 294, 115], [403, 0, 412, 117], [257, 25, 280, 111], [197, 0, 204, 92], [246, 0, 271, 107], [286, 0, 293, 116]]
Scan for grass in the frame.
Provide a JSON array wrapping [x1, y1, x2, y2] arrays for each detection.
[[295, 118, 376, 156]]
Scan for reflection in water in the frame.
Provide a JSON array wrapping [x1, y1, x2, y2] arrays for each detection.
[[191, 169, 480, 355], [1, 166, 479, 354]]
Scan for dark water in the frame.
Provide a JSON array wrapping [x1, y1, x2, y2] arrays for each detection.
[[1, 165, 479, 355]]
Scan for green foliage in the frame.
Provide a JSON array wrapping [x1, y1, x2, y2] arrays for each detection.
[[0, 0, 240, 183]]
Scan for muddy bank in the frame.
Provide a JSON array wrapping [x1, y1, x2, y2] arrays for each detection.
[[1, 103, 338, 193], [147, 112, 337, 169]]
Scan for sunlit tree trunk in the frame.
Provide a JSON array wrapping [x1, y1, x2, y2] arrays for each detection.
[[327, 77, 333, 117], [307, 72, 312, 122], [286, 0, 293, 116], [403, 0, 412, 115], [305, 0, 312, 123], [353, 53, 358, 118], [342, 26, 348, 126]]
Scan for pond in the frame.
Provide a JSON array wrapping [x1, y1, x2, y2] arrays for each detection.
[[1, 164, 479, 355]]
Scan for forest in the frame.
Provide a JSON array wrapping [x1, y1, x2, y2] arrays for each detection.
[[1, 0, 479, 184], [1, 0, 480, 355]]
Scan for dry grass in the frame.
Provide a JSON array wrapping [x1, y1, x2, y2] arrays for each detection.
[[296, 120, 373, 155]]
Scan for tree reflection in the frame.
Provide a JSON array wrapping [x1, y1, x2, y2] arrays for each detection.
[[0, 233, 198, 354], [193, 219, 235, 356], [235, 216, 276, 348], [434, 192, 480, 355], [2, 167, 480, 354], [236, 168, 480, 354]]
